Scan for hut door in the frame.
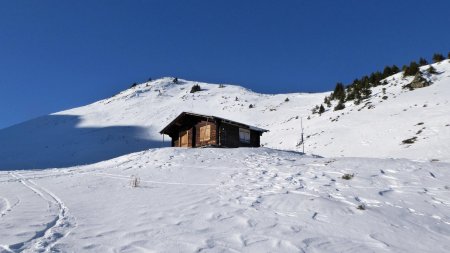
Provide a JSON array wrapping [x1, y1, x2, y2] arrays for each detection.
[[180, 130, 189, 147]]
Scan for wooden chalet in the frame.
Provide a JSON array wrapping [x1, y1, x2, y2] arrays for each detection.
[[160, 112, 268, 148]]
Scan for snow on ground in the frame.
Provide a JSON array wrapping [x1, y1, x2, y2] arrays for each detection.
[[1, 148, 449, 252], [1, 60, 450, 169], [301, 60, 450, 162], [0, 59, 449, 252]]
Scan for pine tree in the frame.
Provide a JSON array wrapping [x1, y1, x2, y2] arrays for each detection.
[[334, 100, 345, 111], [319, 104, 325, 115], [345, 88, 355, 101], [361, 86, 372, 99], [354, 90, 362, 105], [404, 61, 420, 76], [368, 71, 382, 86], [427, 66, 437, 74], [331, 82, 346, 101], [391, 65, 400, 74], [432, 53, 445, 63], [448, 52, 450, 59], [173, 77, 179, 84], [382, 66, 392, 78], [324, 96, 332, 107], [419, 58, 428, 66], [375, 73, 381, 84]]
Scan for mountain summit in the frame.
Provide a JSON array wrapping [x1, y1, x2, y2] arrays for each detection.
[[1, 60, 450, 169]]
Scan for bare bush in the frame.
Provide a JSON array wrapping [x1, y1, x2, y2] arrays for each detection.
[[130, 175, 141, 188]]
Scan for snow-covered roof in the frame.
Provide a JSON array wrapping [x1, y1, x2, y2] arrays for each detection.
[[160, 111, 269, 134]]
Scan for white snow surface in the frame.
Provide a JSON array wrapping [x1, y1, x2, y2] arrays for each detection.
[[1, 148, 449, 252], [1, 61, 450, 252], [1, 60, 450, 169]]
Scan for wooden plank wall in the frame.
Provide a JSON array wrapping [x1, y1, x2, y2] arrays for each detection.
[[220, 123, 261, 147], [195, 121, 216, 147], [172, 127, 194, 147], [169, 118, 262, 148]]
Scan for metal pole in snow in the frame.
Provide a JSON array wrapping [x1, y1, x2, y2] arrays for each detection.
[[301, 117, 305, 154]]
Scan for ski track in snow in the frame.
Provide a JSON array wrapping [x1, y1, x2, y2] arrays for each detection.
[[0, 195, 20, 226], [0, 61, 450, 251], [92, 172, 218, 186], [7, 173, 76, 253], [0, 197, 11, 218], [0, 149, 449, 252]]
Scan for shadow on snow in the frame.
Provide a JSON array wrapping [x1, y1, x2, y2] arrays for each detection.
[[0, 114, 168, 170]]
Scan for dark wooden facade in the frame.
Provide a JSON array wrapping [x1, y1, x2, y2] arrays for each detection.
[[160, 112, 268, 148]]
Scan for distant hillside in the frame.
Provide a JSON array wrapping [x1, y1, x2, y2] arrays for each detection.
[[1, 60, 449, 169]]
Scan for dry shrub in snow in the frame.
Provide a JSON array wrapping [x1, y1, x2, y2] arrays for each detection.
[[130, 175, 141, 188]]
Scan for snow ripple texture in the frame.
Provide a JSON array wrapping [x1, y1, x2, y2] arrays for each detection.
[[1, 148, 449, 252]]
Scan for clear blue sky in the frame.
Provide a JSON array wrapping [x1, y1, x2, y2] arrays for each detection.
[[1, 0, 449, 129]]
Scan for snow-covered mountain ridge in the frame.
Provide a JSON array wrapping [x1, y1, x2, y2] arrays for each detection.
[[1, 61, 450, 253], [1, 60, 450, 169]]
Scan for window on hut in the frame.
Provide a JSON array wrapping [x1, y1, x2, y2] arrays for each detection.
[[239, 128, 250, 143], [200, 125, 211, 142]]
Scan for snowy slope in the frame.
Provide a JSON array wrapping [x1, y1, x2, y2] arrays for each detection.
[[1, 60, 450, 169], [1, 148, 449, 252], [303, 60, 450, 162], [1, 62, 450, 252]]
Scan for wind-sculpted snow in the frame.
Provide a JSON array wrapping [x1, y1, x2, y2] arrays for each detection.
[[0, 148, 449, 252], [1, 61, 450, 169]]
